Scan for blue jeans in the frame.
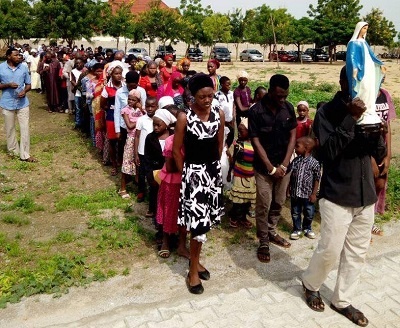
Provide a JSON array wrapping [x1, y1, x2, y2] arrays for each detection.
[[74, 96, 82, 127], [290, 197, 315, 231]]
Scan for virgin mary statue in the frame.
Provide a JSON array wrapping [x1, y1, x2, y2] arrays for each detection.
[[346, 21, 384, 126]]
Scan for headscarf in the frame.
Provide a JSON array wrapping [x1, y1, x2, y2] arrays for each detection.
[[237, 70, 249, 80], [163, 71, 184, 98], [144, 56, 152, 63], [349, 21, 368, 42], [296, 100, 309, 109], [207, 59, 220, 69], [164, 55, 173, 62], [154, 108, 177, 126], [128, 89, 141, 101], [188, 73, 214, 96], [154, 57, 163, 67], [107, 63, 123, 76], [158, 96, 174, 109]]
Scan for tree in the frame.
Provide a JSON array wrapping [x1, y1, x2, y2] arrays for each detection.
[[286, 17, 315, 61], [308, 0, 362, 52], [202, 13, 231, 49], [228, 8, 245, 61], [363, 8, 397, 48], [0, 0, 34, 47], [179, 0, 213, 50], [138, 0, 184, 49], [244, 6, 292, 60], [33, 0, 105, 48], [103, 1, 136, 51]]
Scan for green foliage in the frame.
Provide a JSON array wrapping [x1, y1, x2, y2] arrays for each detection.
[[244, 6, 292, 51], [363, 8, 397, 48], [386, 160, 400, 213], [308, 0, 363, 47], [0, 0, 34, 46], [202, 13, 231, 45], [32, 0, 106, 47], [0, 195, 44, 214], [138, 0, 184, 46], [1, 213, 30, 226], [54, 189, 127, 214]]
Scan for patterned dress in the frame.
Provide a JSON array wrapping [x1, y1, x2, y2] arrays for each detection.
[[178, 106, 223, 238]]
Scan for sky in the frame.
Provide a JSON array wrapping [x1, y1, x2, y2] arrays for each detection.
[[163, 0, 400, 36]]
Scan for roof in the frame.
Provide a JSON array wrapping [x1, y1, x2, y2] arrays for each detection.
[[108, 0, 170, 15]]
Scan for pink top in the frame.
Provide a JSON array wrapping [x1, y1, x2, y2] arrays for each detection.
[[159, 135, 183, 184], [121, 105, 143, 137]]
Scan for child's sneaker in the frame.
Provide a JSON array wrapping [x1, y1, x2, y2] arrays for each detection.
[[304, 229, 316, 239], [290, 230, 302, 240]]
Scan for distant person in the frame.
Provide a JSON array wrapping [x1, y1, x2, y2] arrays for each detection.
[[371, 78, 396, 235], [207, 59, 221, 92], [296, 101, 313, 139], [234, 70, 252, 127], [0, 48, 36, 162]]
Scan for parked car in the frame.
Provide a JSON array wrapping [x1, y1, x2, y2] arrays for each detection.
[[335, 50, 346, 61], [126, 47, 148, 58], [239, 49, 264, 62], [287, 50, 313, 63], [210, 46, 231, 62], [187, 47, 203, 62], [155, 45, 176, 61], [304, 48, 329, 62], [268, 50, 296, 62]]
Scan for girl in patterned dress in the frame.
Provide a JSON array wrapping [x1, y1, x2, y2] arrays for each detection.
[[173, 73, 225, 295], [118, 90, 144, 199]]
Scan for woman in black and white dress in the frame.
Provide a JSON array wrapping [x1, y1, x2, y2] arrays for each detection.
[[173, 73, 225, 294]]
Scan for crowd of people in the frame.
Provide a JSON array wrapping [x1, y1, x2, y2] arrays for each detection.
[[1, 23, 395, 325]]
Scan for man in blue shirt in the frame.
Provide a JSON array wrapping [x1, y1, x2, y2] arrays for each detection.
[[0, 48, 36, 162]]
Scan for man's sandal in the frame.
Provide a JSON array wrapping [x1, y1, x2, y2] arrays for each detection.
[[330, 304, 369, 327], [371, 225, 383, 236], [302, 283, 325, 312], [257, 245, 270, 263], [158, 249, 170, 258], [269, 233, 291, 248]]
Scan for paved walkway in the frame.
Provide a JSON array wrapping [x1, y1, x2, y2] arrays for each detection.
[[2, 222, 400, 328]]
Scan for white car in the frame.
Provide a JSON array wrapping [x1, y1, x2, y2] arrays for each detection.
[[239, 49, 264, 62]]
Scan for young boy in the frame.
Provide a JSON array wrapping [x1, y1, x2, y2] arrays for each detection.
[[134, 96, 158, 204], [296, 101, 313, 139], [289, 136, 321, 240], [214, 76, 235, 147]]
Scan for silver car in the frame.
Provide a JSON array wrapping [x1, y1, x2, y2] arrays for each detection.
[[126, 47, 148, 58], [240, 49, 264, 62]]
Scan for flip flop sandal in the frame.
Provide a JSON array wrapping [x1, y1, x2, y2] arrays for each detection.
[[229, 219, 239, 228], [302, 283, 325, 312], [257, 245, 270, 263], [330, 304, 368, 327], [118, 190, 130, 199], [158, 249, 170, 258], [240, 219, 253, 229], [371, 225, 383, 236]]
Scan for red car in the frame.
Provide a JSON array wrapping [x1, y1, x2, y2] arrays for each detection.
[[268, 51, 296, 62]]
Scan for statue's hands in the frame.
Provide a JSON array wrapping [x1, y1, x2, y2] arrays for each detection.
[[348, 97, 366, 120]]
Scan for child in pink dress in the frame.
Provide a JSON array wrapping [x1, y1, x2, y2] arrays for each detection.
[[118, 89, 144, 198], [156, 107, 189, 259]]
